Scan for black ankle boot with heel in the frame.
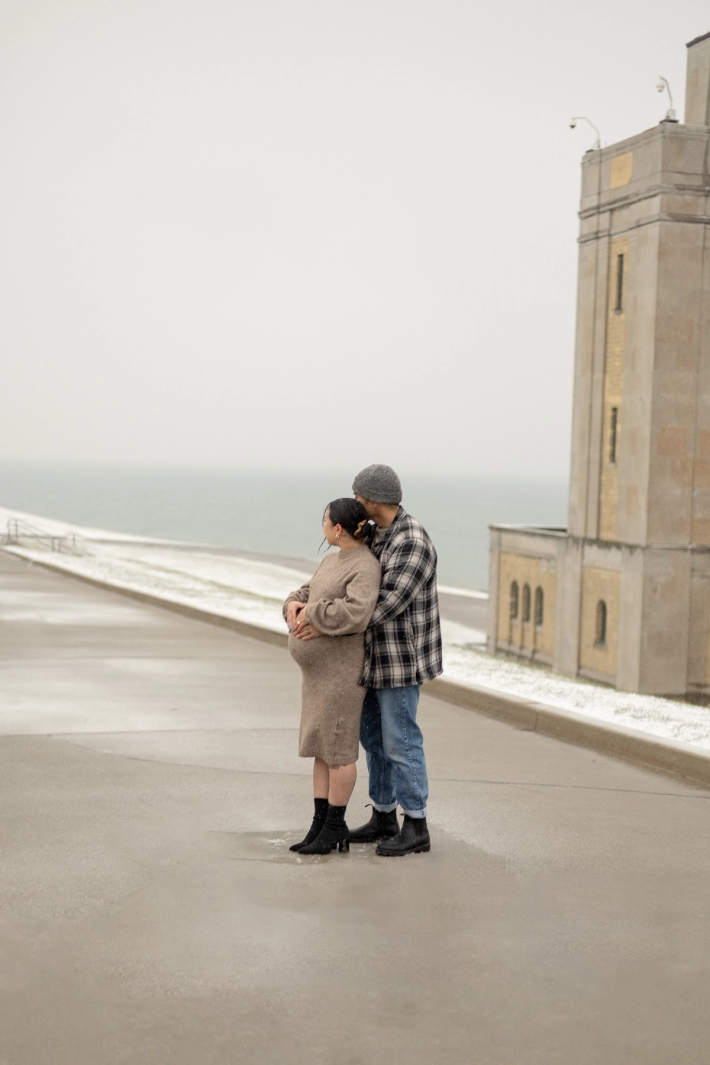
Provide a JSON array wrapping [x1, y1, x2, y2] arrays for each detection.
[[348, 805, 400, 844], [298, 804, 350, 855], [289, 797, 329, 852]]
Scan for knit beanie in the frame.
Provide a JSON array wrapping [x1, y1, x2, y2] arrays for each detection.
[[352, 464, 402, 505]]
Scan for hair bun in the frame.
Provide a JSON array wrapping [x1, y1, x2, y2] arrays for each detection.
[[360, 519, 377, 546], [326, 498, 377, 546]]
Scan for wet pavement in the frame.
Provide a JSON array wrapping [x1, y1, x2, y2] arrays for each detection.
[[1, 549, 710, 1064]]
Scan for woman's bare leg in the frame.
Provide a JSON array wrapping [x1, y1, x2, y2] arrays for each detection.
[[313, 757, 329, 799], [290, 759, 330, 852], [328, 762, 357, 806], [296, 762, 356, 853]]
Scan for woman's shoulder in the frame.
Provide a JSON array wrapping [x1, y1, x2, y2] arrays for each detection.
[[352, 547, 381, 575]]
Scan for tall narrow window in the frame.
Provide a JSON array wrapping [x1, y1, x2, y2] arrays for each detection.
[[510, 581, 519, 619], [610, 406, 618, 464], [595, 600, 608, 647], [534, 587, 544, 627], [522, 584, 531, 623], [614, 253, 624, 313]]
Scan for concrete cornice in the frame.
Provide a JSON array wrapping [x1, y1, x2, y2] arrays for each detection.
[[579, 121, 710, 170], [491, 529, 710, 553], [488, 524, 567, 537], [578, 210, 710, 244], [579, 181, 710, 221]]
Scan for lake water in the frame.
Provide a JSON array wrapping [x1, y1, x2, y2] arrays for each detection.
[[0, 463, 568, 591]]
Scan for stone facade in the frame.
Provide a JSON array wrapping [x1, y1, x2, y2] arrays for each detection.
[[488, 32, 710, 695]]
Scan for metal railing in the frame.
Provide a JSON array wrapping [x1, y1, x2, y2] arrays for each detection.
[[2, 519, 85, 554]]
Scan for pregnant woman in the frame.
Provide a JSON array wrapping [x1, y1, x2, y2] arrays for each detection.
[[284, 498, 381, 855]]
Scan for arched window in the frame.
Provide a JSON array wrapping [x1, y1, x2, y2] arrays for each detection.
[[534, 586, 544, 627], [510, 581, 519, 619], [522, 583, 531, 623], [595, 600, 607, 647]]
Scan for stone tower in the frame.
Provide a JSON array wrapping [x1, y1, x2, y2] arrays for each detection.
[[488, 32, 710, 695]]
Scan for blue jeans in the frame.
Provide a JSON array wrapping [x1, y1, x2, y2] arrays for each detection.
[[360, 685, 429, 819]]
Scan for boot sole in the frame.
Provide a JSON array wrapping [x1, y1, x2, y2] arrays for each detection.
[[298, 843, 350, 855], [375, 842, 431, 856], [348, 833, 399, 844]]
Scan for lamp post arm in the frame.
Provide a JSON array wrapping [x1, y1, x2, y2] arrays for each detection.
[[570, 116, 601, 151]]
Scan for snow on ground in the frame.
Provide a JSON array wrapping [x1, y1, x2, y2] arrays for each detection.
[[3, 507, 710, 751], [5, 541, 308, 633], [444, 645, 710, 751]]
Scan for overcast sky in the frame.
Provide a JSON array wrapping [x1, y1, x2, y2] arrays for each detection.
[[0, 1, 707, 478]]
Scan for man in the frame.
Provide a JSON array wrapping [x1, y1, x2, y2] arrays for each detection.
[[348, 463, 442, 855]]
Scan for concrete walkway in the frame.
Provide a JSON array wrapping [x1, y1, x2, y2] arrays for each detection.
[[1, 550, 710, 1065]]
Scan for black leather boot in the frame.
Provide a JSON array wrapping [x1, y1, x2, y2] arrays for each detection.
[[375, 815, 430, 856], [290, 797, 329, 852], [299, 804, 350, 855], [348, 805, 400, 843]]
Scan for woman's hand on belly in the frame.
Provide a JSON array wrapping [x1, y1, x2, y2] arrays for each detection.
[[292, 614, 324, 640], [286, 601, 306, 632]]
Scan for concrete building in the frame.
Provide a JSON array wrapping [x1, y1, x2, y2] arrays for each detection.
[[488, 32, 710, 695]]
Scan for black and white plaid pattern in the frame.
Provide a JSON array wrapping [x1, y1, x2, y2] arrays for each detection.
[[361, 507, 443, 689]]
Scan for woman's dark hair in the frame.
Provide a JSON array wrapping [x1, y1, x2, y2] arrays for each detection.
[[325, 498, 377, 547]]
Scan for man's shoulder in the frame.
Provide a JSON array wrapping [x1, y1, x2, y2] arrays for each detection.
[[389, 509, 433, 549]]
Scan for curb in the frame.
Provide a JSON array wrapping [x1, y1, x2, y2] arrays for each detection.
[[2, 548, 289, 650], [7, 548, 710, 791], [428, 678, 710, 790]]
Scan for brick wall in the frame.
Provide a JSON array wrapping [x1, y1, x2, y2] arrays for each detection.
[[579, 566, 620, 678], [497, 551, 557, 659], [599, 237, 628, 541]]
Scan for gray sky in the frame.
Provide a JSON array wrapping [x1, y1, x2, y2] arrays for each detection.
[[0, 1, 707, 478]]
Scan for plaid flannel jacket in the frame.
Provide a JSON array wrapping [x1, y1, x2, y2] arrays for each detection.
[[361, 507, 443, 689]]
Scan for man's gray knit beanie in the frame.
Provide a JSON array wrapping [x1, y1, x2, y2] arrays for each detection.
[[352, 464, 402, 505]]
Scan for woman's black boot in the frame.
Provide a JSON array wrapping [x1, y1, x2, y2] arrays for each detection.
[[290, 798, 329, 852], [299, 804, 350, 855]]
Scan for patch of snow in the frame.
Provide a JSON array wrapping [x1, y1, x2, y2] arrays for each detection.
[[442, 643, 710, 752], [438, 585, 488, 600], [6, 544, 291, 633], [440, 617, 487, 648]]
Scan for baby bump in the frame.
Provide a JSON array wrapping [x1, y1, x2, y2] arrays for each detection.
[[288, 632, 364, 674], [288, 632, 333, 669]]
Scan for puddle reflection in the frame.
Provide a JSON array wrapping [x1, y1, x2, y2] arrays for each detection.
[[223, 830, 380, 864]]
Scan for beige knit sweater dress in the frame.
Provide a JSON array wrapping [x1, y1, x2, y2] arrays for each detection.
[[284, 546, 381, 765]]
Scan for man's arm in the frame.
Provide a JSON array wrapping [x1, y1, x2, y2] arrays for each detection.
[[369, 538, 435, 627]]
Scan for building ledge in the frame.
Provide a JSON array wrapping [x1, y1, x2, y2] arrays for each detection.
[[489, 524, 568, 537]]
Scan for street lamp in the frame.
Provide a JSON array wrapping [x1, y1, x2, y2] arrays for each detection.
[[569, 116, 601, 152], [656, 77, 677, 121]]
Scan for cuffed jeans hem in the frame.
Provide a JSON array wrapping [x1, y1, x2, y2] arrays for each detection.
[[400, 805, 427, 819], [372, 801, 398, 813]]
